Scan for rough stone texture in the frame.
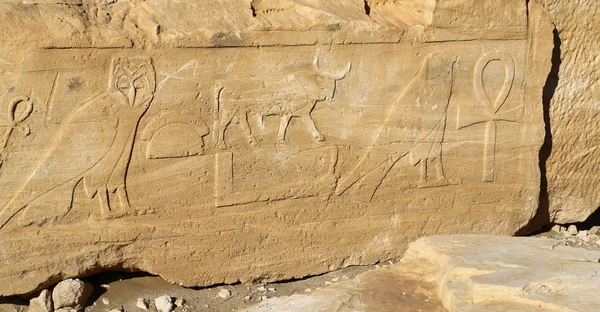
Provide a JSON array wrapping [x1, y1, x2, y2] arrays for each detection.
[[244, 264, 445, 312], [26, 290, 52, 312], [543, 0, 600, 223], [247, 234, 600, 312], [153, 296, 173, 312], [0, 0, 551, 296], [400, 235, 600, 312], [51, 279, 92, 311]]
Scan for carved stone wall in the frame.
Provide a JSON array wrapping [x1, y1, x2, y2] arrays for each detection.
[[543, 0, 600, 224], [0, 0, 551, 296]]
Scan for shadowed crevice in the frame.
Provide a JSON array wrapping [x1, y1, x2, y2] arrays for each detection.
[[517, 27, 561, 235]]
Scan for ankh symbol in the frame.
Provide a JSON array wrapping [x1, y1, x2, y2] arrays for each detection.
[[1, 95, 33, 148], [473, 52, 516, 182]]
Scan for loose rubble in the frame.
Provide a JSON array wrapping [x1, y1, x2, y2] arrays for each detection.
[[135, 298, 149, 310], [51, 279, 93, 312], [28, 289, 52, 312], [154, 295, 174, 312]]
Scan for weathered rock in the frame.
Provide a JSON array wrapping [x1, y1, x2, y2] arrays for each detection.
[[0, 0, 552, 296], [567, 224, 579, 235], [399, 235, 600, 312], [51, 279, 93, 311], [590, 226, 600, 235], [0, 301, 27, 312], [54, 308, 78, 312], [27, 289, 52, 312], [543, 0, 600, 223], [136, 298, 149, 310], [244, 264, 445, 312], [154, 296, 173, 312], [217, 289, 231, 299]]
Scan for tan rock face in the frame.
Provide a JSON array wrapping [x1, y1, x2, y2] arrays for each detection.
[[0, 0, 551, 296], [543, 0, 600, 223], [399, 235, 600, 312]]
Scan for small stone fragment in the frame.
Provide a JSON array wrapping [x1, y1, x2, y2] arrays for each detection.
[[244, 296, 251, 300], [267, 287, 276, 292], [590, 226, 600, 235], [218, 288, 232, 299], [551, 224, 562, 233], [102, 298, 110, 305], [154, 295, 174, 312], [174, 298, 185, 307], [577, 230, 589, 237], [304, 288, 311, 292], [28, 289, 53, 312], [52, 279, 93, 311], [256, 286, 266, 291], [259, 296, 267, 301], [567, 225, 578, 235], [136, 298, 150, 310], [331, 277, 339, 282]]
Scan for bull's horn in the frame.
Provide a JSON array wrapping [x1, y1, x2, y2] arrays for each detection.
[[313, 57, 352, 80]]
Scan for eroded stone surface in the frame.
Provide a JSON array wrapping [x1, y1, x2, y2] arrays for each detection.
[[0, 0, 551, 296], [244, 265, 445, 312], [400, 235, 600, 312], [543, 0, 600, 223]]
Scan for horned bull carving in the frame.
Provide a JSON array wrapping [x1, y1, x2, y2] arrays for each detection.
[[214, 58, 351, 149]]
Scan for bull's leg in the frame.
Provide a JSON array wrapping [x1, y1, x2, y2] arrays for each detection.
[[278, 113, 292, 143], [240, 112, 258, 146], [301, 115, 324, 142]]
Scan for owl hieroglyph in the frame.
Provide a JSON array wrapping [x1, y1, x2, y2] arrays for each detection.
[[0, 57, 156, 229]]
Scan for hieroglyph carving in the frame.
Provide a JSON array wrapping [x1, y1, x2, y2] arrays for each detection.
[[0, 57, 156, 229], [141, 110, 210, 159], [214, 58, 351, 149], [457, 51, 519, 182], [214, 146, 338, 207], [336, 52, 456, 201], [0, 96, 33, 169]]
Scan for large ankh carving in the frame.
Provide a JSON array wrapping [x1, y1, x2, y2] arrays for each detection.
[[475, 52, 515, 182], [459, 51, 517, 182]]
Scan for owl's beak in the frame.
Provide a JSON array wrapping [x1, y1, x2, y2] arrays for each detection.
[[128, 87, 137, 107]]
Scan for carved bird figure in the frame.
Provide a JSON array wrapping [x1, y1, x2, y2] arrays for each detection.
[[335, 52, 456, 201], [0, 57, 156, 229]]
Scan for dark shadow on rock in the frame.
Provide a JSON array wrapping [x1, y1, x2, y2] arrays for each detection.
[[517, 28, 561, 235]]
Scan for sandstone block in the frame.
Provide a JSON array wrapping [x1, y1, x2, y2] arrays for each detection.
[[0, 0, 552, 296], [544, 0, 600, 223]]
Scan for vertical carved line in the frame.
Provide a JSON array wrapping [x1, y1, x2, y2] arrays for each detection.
[[483, 121, 497, 182]]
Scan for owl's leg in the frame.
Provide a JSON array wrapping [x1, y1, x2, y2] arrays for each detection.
[[97, 187, 112, 217], [115, 185, 132, 212]]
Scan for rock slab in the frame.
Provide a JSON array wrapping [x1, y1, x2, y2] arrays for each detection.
[[247, 235, 600, 312], [401, 235, 600, 312], [543, 0, 600, 223], [0, 0, 552, 296]]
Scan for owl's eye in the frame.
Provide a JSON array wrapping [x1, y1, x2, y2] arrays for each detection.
[[117, 76, 130, 91], [133, 78, 147, 90]]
